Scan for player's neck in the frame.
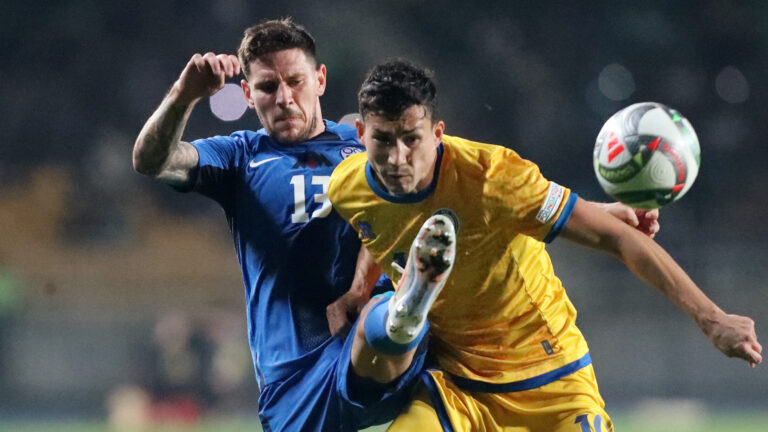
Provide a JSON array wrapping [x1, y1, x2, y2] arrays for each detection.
[[295, 107, 326, 143], [307, 108, 326, 138], [308, 115, 327, 140]]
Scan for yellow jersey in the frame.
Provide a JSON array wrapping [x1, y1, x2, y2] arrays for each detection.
[[329, 135, 590, 386]]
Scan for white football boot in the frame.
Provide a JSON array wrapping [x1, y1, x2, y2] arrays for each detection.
[[386, 214, 457, 344]]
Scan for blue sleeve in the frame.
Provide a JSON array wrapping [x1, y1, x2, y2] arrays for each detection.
[[188, 133, 247, 207]]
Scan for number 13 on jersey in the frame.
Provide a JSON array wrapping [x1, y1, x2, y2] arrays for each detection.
[[290, 175, 331, 223]]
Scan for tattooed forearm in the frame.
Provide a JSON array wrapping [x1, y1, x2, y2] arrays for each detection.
[[133, 89, 199, 185], [151, 101, 190, 158]]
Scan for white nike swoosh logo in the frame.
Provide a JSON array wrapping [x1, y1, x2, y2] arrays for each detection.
[[249, 156, 283, 168]]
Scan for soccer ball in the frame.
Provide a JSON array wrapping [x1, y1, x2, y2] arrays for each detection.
[[593, 102, 701, 209]]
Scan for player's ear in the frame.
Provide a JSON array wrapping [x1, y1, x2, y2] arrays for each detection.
[[316, 64, 327, 96], [241, 79, 255, 108], [355, 117, 365, 141], [433, 120, 445, 142]]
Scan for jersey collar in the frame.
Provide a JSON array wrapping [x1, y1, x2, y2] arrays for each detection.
[[261, 120, 341, 150], [365, 143, 444, 204]]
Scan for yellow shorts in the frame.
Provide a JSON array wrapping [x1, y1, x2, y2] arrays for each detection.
[[389, 364, 612, 432]]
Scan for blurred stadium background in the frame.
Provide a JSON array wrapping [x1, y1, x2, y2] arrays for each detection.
[[1, 0, 766, 430]]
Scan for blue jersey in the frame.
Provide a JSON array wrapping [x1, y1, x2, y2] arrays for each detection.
[[189, 121, 365, 388]]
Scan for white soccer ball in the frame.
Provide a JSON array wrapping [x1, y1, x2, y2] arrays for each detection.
[[593, 102, 701, 209]]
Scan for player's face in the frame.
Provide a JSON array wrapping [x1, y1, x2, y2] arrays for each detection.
[[241, 48, 326, 144], [358, 105, 444, 195]]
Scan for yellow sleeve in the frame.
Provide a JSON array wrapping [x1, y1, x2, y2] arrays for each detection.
[[484, 147, 576, 242]]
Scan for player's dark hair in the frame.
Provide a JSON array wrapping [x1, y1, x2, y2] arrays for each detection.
[[358, 59, 438, 122], [238, 18, 317, 79]]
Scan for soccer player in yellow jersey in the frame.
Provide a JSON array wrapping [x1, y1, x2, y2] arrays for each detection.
[[328, 60, 762, 431]]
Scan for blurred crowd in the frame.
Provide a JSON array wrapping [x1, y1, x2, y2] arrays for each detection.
[[107, 310, 254, 429]]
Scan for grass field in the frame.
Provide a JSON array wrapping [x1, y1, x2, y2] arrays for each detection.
[[3, 411, 768, 432]]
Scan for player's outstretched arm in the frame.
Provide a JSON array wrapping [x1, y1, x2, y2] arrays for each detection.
[[327, 246, 383, 337], [561, 198, 762, 368], [133, 53, 240, 187]]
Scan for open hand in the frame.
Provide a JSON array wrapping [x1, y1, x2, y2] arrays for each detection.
[[704, 313, 762, 368]]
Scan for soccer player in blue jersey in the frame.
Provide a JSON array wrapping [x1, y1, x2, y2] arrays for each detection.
[[132, 19, 428, 431]]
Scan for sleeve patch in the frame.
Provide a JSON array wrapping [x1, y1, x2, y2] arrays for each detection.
[[536, 182, 564, 224]]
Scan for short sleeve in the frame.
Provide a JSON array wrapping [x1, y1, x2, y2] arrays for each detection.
[[188, 133, 248, 206], [484, 147, 577, 242]]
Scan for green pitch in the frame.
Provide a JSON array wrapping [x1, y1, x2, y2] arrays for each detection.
[[3, 411, 767, 431]]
